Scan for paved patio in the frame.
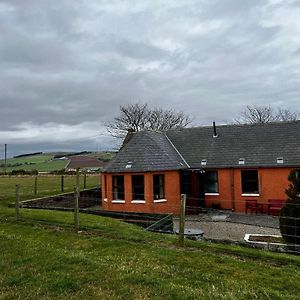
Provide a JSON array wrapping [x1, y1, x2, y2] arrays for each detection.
[[173, 210, 281, 242]]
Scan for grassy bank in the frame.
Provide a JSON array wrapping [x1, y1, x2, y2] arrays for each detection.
[[0, 176, 300, 299], [1, 213, 300, 299]]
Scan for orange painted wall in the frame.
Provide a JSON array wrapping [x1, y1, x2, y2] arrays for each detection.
[[205, 169, 233, 210], [102, 171, 181, 215], [205, 167, 292, 213], [102, 167, 294, 214]]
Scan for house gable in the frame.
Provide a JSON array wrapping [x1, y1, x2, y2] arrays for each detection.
[[104, 130, 187, 173]]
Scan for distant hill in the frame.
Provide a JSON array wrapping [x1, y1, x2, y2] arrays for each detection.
[[0, 151, 115, 173]]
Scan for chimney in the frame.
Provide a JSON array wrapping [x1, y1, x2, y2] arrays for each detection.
[[213, 122, 218, 138], [121, 128, 136, 148]]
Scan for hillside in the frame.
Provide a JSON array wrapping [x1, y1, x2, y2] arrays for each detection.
[[0, 151, 115, 173]]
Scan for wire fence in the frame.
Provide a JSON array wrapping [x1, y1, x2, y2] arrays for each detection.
[[1, 176, 300, 255]]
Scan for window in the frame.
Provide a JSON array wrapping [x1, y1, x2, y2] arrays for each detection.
[[112, 175, 124, 200], [205, 171, 219, 193], [241, 170, 259, 194], [132, 175, 144, 200], [104, 175, 107, 198], [153, 174, 165, 200]]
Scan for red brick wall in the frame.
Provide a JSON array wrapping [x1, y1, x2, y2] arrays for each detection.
[[102, 171, 181, 215]]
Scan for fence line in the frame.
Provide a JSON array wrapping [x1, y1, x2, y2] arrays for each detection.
[[4, 179, 300, 254]]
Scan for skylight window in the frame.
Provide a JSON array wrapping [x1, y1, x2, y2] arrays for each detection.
[[277, 157, 284, 164], [201, 159, 207, 166], [125, 161, 132, 169], [239, 158, 245, 165]]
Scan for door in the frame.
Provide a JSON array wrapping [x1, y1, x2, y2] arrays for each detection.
[[181, 170, 205, 214]]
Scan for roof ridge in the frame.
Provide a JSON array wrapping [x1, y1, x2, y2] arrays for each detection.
[[167, 120, 300, 132]]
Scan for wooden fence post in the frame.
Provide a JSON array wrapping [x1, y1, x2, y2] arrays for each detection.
[[61, 175, 64, 193], [74, 168, 80, 231], [179, 194, 186, 247], [15, 184, 20, 221], [74, 186, 79, 231], [84, 173, 86, 189], [34, 176, 37, 195]]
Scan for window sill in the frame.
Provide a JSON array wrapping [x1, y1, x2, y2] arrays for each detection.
[[205, 193, 219, 196], [154, 199, 167, 203], [112, 200, 125, 204], [103, 198, 108, 202], [131, 200, 146, 204], [242, 194, 260, 197]]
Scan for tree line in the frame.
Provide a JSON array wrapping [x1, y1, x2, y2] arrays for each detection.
[[107, 103, 299, 137]]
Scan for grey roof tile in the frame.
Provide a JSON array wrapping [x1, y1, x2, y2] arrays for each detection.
[[104, 121, 300, 173], [167, 121, 300, 168], [104, 131, 187, 173]]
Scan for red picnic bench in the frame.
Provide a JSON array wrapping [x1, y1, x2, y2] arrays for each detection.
[[245, 199, 263, 214], [268, 199, 285, 215]]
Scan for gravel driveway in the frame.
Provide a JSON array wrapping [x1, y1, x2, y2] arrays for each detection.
[[173, 211, 281, 242]]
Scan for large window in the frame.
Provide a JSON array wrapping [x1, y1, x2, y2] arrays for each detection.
[[205, 171, 219, 193], [112, 175, 124, 200], [241, 170, 259, 194], [153, 174, 165, 200], [132, 175, 144, 200]]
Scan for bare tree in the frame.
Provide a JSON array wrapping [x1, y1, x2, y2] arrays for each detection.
[[236, 105, 275, 124], [107, 103, 191, 137], [276, 108, 299, 122], [235, 105, 299, 124], [147, 108, 191, 131], [106, 103, 149, 138]]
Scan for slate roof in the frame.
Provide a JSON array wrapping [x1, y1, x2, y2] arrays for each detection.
[[104, 130, 187, 173], [167, 121, 300, 169], [66, 155, 105, 169], [104, 121, 300, 173]]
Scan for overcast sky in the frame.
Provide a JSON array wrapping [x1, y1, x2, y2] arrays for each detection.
[[1, 0, 300, 157]]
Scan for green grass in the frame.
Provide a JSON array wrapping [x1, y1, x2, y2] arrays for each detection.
[[0, 151, 115, 173], [0, 154, 68, 172], [0, 176, 300, 299], [0, 175, 101, 208]]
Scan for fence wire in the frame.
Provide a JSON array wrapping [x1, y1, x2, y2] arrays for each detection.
[[2, 176, 300, 255]]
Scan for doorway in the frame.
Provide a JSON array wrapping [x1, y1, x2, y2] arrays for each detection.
[[180, 170, 205, 214]]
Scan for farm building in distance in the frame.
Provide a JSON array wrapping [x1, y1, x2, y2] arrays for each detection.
[[101, 121, 300, 215]]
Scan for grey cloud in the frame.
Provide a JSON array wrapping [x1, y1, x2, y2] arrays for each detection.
[[0, 0, 300, 155]]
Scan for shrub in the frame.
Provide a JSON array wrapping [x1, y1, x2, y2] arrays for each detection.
[[279, 170, 300, 246], [10, 169, 38, 176]]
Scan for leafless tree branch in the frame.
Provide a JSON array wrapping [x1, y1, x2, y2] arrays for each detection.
[[235, 105, 299, 124], [106, 103, 192, 138]]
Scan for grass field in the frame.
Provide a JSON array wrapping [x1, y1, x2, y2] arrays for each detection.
[[1, 176, 300, 299], [0, 151, 115, 173], [0, 154, 68, 172]]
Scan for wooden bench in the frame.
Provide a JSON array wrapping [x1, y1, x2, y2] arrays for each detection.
[[268, 199, 285, 215]]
